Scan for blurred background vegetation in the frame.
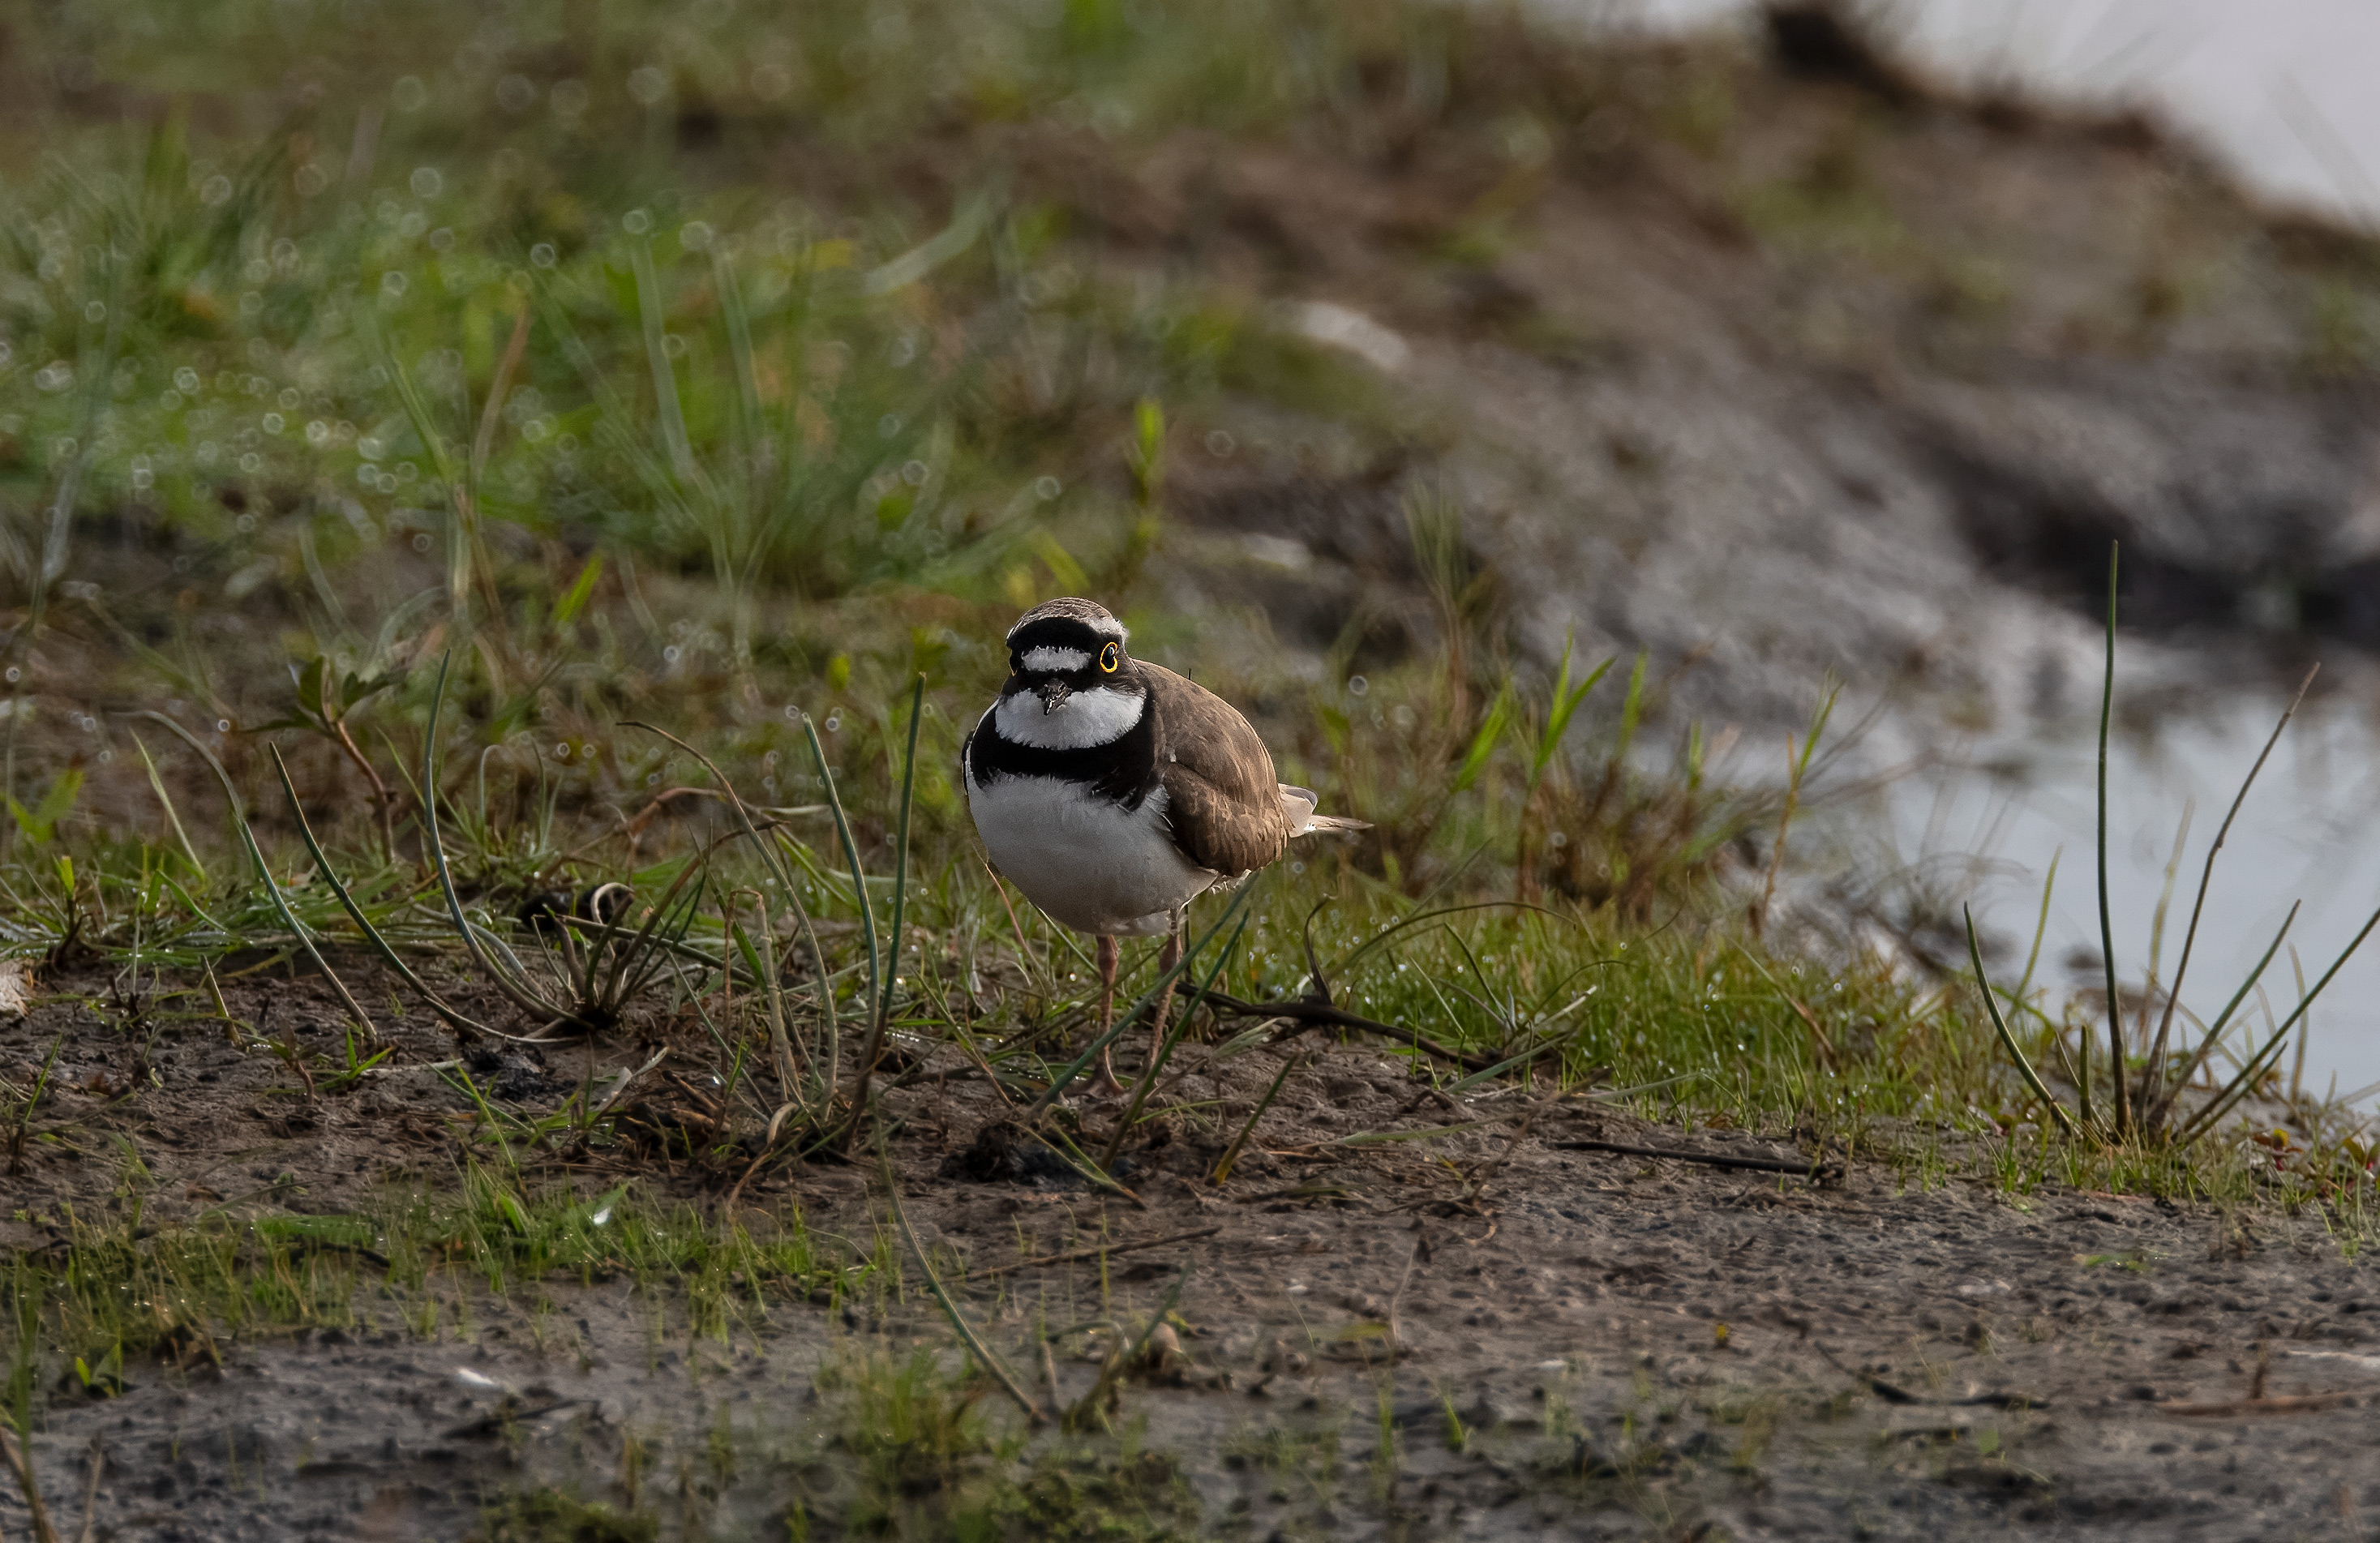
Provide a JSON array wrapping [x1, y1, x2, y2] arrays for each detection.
[[0, 0, 1773, 902]]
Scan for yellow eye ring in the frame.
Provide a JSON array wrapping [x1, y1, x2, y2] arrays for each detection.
[[1100, 642, 1120, 673]]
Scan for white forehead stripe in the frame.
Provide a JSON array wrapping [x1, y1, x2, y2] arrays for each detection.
[[1020, 645, 1091, 673], [1006, 612, 1128, 645], [995, 686, 1144, 750]]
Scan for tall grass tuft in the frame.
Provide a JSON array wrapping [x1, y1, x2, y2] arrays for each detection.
[[1967, 544, 2380, 1149]]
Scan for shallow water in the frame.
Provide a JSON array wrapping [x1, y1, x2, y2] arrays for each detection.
[[1883, 681, 2380, 1112]]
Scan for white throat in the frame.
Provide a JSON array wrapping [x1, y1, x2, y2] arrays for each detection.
[[994, 685, 1145, 750]]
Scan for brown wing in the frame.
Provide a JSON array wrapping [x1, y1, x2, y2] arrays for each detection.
[[1141, 662, 1290, 877]]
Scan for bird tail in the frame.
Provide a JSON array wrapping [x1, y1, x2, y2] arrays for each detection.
[[1279, 784, 1372, 837]]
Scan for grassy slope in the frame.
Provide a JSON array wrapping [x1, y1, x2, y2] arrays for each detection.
[[2, 6, 2378, 1524]]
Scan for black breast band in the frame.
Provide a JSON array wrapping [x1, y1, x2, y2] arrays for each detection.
[[966, 694, 1159, 808]]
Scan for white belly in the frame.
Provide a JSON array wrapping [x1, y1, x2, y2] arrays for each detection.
[[968, 776, 1217, 936]]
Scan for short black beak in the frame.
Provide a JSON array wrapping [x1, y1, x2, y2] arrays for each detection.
[[1036, 678, 1073, 714]]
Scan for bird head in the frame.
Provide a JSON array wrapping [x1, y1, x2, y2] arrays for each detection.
[[1003, 598, 1134, 715]]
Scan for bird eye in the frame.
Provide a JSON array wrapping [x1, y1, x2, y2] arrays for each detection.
[[1100, 642, 1119, 673]]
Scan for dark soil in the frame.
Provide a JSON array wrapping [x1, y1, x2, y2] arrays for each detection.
[[5, 961, 2378, 1540]]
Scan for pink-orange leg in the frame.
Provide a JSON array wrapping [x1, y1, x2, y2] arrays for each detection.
[[1091, 933, 1124, 1095], [1147, 922, 1184, 1070]]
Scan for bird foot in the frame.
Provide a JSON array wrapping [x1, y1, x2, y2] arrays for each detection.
[[1087, 1049, 1128, 1099]]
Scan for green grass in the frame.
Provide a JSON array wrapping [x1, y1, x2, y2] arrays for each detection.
[[3, 803, 2370, 1392], [19, 1160, 860, 1369], [1, 0, 1441, 649], [473, 1346, 1197, 1541]]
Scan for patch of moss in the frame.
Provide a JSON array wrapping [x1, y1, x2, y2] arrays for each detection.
[[472, 1489, 659, 1543], [987, 1447, 1200, 1541]]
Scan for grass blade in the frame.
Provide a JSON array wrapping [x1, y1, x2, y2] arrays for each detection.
[[1450, 685, 1513, 796], [131, 732, 205, 880], [128, 713, 382, 1044], [1754, 679, 1839, 937], [2091, 542, 2118, 1134], [1329, 900, 1582, 980], [1612, 648, 1649, 765], [629, 235, 699, 485], [5, 1258, 61, 1543], [1965, 907, 2078, 1137], [2155, 901, 2298, 1129], [1529, 635, 1612, 780], [1211, 1052, 1299, 1185], [2174, 896, 2380, 1146], [743, 894, 800, 1108], [590, 863, 701, 1011], [420, 656, 576, 1030], [366, 318, 477, 622], [1441, 1037, 1565, 1097], [266, 745, 499, 1039], [619, 720, 838, 1115], [846, 676, 926, 1143], [2142, 666, 2317, 1127], [2011, 848, 2059, 1009], [780, 834, 840, 1099], [468, 307, 532, 490], [878, 1129, 1042, 1424], [803, 711, 881, 1043], [880, 675, 925, 1027]]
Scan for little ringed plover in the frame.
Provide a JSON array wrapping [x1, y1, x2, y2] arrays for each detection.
[[963, 597, 1368, 1089]]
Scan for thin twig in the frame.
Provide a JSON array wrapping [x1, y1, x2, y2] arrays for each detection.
[[329, 715, 403, 869], [971, 1226, 1223, 1279], [2155, 1390, 2374, 1417], [1812, 1341, 2048, 1409], [1217, 993, 1503, 1073], [1549, 1137, 1835, 1179], [75, 1437, 101, 1543]]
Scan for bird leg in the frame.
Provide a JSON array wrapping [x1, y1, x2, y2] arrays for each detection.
[[1091, 933, 1124, 1096], [1147, 918, 1185, 1071]]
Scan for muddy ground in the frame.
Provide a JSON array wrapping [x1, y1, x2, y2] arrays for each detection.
[[3, 958, 2377, 1541]]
